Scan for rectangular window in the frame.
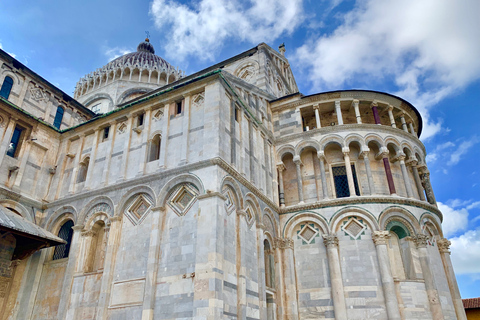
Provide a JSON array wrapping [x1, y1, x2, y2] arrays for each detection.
[[103, 126, 110, 141], [6, 126, 23, 158], [235, 108, 240, 122], [175, 101, 183, 116], [332, 165, 360, 198], [137, 113, 144, 127]]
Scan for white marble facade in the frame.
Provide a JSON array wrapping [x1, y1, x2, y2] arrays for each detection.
[[0, 40, 466, 320]]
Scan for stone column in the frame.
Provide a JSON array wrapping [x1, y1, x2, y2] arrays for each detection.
[[276, 237, 299, 320], [352, 99, 362, 124], [437, 238, 467, 320], [12, 135, 33, 190], [361, 149, 375, 195], [96, 216, 123, 320], [277, 163, 286, 207], [0, 116, 17, 167], [293, 156, 304, 203], [397, 154, 414, 198], [142, 207, 165, 320], [342, 148, 357, 196], [335, 101, 343, 125], [68, 134, 85, 194], [378, 148, 396, 195], [57, 225, 84, 320], [371, 101, 381, 125], [372, 231, 401, 320], [400, 113, 408, 132], [256, 224, 267, 320], [84, 128, 100, 190], [138, 108, 152, 175], [408, 122, 416, 135], [120, 114, 134, 180], [313, 104, 321, 128], [407, 158, 426, 201], [387, 105, 396, 128], [413, 235, 445, 320], [317, 152, 329, 199], [323, 235, 348, 320], [420, 169, 437, 205]]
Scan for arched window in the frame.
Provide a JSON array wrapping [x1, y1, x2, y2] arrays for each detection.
[[77, 157, 90, 183], [264, 239, 275, 289], [53, 106, 64, 129], [85, 220, 107, 272], [386, 220, 414, 279], [0, 76, 13, 100], [53, 220, 74, 260], [148, 135, 161, 162]]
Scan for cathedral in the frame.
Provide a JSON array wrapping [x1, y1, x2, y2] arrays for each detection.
[[0, 38, 467, 320]]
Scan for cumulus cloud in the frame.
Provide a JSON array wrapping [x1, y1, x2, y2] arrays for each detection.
[[450, 228, 480, 274], [104, 47, 132, 62], [150, 0, 304, 61], [438, 202, 469, 238], [447, 136, 479, 166], [293, 0, 480, 140]]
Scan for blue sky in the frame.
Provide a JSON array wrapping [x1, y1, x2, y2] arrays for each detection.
[[1, 0, 479, 298]]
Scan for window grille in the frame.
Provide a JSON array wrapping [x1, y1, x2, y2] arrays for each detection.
[[333, 165, 360, 198], [0, 76, 13, 99], [53, 220, 74, 260]]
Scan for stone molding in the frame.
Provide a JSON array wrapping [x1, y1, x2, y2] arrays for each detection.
[[413, 234, 429, 248], [437, 238, 451, 253], [372, 231, 390, 246], [322, 234, 339, 248], [274, 237, 294, 250]]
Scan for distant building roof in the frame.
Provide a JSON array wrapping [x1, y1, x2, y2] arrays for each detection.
[[463, 298, 480, 309]]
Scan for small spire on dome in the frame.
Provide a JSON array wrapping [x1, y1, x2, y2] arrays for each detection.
[[137, 32, 155, 54]]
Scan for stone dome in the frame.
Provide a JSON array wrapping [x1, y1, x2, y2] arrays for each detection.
[[105, 38, 173, 71]]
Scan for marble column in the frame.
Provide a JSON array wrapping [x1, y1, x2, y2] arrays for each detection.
[[335, 101, 343, 125], [342, 148, 357, 196], [317, 152, 329, 199], [96, 216, 123, 320], [84, 128, 100, 190], [420, 168, 437, 205], [137, 108, 153, 175], [142, 207, 165, 320], [372, 231, 401, 320], [293, 156, 304, 203], [58, 225, 84, 320], [397, 154, 414, 198], [409, 122, 416, 135], [407, 158, 426, 201], [0, 116, 17, 167], [400, 113, 408, 133], [276, 237, 298, 320], [378, 148, 396, 195], [256, 224, 267, 320], [387, 105, 396, 128], [313, 104, 321, 128], [68, 134, 85, 194], [323, 235, 347, 320], [277, 163, 286, 207], [101, 122, 117, 186], [437, 238, 467, 320], [352, 99, 362, 124], [413, 235, 445, 320], [371, 101, 381, 125], [120, 114, 134, 180], [361, 149, 375, 195]]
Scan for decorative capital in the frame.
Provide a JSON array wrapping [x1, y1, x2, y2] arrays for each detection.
[[72, 225, 85, 232], [413, 234, 429, 248], [81, 230, 96, 237], [276, 163, 286, 172], [351, 99, 359, 106], [109, 216, 122, 222], [313, 103, 320, 110], [317, 151, 326, 160], [236, 209, 247, 218], [322, 234, 339, 248], [405, 158, 418, 167], [293, 156, 302, 165], [437, 238, 451, 253], [256, 222, 266, 231], [387, 104, 394, 112], [274, 237, 294, 250], [342, 147, 350, 155], [371, 101, 378, 107], [335, 100, 341, 108], [372, 231, 390, 246]]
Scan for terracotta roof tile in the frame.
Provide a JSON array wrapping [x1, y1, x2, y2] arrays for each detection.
[[463, 298, 480, 309]]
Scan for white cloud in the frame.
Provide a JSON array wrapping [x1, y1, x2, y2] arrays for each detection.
[[438, 202, 469, 238], [150, 0, 304, 61], [450, 228, 480, 274], [293, 0, 480, 140], [104, 47, 132, 62], [447, 136, 479, 166]]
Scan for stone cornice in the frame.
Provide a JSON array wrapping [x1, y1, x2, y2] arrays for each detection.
[[274, 123, 425, 155], [279, 195, 442, 221]]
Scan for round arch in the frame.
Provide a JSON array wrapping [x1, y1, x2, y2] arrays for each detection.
[[157, 174, 204, 208], [295, 139, 321, 156], [78, 195, 115, 225], [117, 185, 157, 216], [277, 144, 295, 162], [45, 205, 78, 233], [283, 212, 329, 239], [0, 200, 33, 222], [221, 175, 244, 209], [330, 206, 379, 233]]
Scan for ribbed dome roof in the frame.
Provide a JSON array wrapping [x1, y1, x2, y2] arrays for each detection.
[[106, 38, 174, 70]]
